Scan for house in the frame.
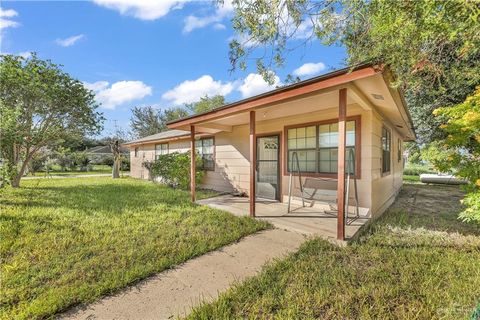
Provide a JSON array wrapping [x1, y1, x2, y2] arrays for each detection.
[[85, 145, 129, 164], [124, 63, 415, 241]]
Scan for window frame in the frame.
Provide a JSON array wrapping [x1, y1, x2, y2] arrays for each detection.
[[195, 136, 215, 171], [283, 115, 361, 179], [134, 147, 139, 157], [381, 126, 392, 176], [155, 143, 169, 159], [397, 138, 402, 163]]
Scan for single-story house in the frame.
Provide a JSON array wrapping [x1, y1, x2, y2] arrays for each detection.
[[124, 63, 415, 240]]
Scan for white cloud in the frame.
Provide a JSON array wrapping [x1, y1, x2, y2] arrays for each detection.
[[293, 62, 326, 77], [17, 51, 32, 59], [0, 8, 18, 18], [84, 80, 152, 109], [0, 8, 20, 35], [83, 80, 110, 92], [213, 23, 226, 30], [56, 34, 85, 47], [183, 0, 233, 33], [162, 75, 234, 105], [93, 0, 187, 20], [237, 73, 281, 98]]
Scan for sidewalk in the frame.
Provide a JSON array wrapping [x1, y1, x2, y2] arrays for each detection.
[[60, 229, 306, 320]]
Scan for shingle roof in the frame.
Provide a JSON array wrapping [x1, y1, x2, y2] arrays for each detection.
[[85, 145, 129, 154], [123, 129, 190, 146]]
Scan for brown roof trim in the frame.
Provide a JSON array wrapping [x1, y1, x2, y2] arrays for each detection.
[[122, 134, 190, 147], [167, 62, 381, 129]]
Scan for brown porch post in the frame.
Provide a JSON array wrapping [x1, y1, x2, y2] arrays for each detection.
[[249, 110, 256, 217], [190, 125, 196, 202], [337, 88, 347, 240]]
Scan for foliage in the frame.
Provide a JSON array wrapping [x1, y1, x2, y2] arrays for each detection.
[[423, 87, 480, 185], [460, 191, 480, 223], [27, 151, 49, 175], [129, 95, 225, 138], [185, 95, 226, 114], [404, 141, 423, 165], [403, 164, 436, 176], [227, 0, 480, 143], [130, 106, 166, 138], [188, 184, 480, 319], [0, 177, 268, 320], [423, 87, 480, 222], [147, 152, 204, 189], [0, 53, 104, 187]]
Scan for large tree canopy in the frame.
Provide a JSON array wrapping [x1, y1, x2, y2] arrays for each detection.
[[0, 53, 104, 187], [228, 0, 480, 143], [130, 95, 226, 138]]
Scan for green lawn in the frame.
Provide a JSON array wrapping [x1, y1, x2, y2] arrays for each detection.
[[0, 177, 269, 320], [31, 165, 112, 176], [188, 184, 480, 320], [403, 174, 421, 183]]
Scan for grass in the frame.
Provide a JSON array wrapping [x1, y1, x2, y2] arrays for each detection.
[[403, 174, 421, 183], [31, 165, 112, 176], [0, 177, 269, 320], [187, 184, 480, 320]]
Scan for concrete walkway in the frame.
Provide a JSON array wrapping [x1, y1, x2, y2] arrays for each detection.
[[60, 229, 306, 320]]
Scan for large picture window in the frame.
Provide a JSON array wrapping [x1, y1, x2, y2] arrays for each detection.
[[286, 117, 359, 176], [195, 137, 214, 171], [155, 143, 168, 159], [382, 127, 391, 174]]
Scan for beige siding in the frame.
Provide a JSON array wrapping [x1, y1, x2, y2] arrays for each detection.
[[129, 102, 405, 217], [129, 140, 190, 180], [370, 111, 404, 217]]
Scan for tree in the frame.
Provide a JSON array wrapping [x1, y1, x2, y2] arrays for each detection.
[[130, 95, 226, 138], [0, 53, 104, 187], [227, 0, 480, 143], [130, 106, 165, 138], [185, 95, 226, 114], [423, 87, 480, 222]]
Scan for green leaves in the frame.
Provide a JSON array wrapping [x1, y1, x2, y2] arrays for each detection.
[[146, 152, 205, 190], [227, 0, 480, 143], [0, 53, 104, 186]]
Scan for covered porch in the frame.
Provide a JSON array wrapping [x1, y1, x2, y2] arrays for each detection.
[[197, 195, 370, 243], [167, 64, 414, 241]]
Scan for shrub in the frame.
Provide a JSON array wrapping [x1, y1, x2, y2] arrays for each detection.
[[459, 190, 480, 223], [28, 153, 48, 175], [403, 163, 436, 176], [146, 152, 204, 189]]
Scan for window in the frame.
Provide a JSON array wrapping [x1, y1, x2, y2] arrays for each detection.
[[134, 147, 139, 157], [195, 137, 214, 171], [382, 127, 391, 174], [397, 138, 402, 163], [155, 143, 168, 159], [286, 118, 359, 176]]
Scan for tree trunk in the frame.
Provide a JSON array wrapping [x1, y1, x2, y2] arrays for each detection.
[[110, 140, 121, 179], [112, 158, 120, 178], [10, 158, 29, 188]]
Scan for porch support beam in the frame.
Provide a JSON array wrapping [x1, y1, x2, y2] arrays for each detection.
[[337, 88, 347, 240], [249, 110, 256, 217], [190, 125, 196, 202]]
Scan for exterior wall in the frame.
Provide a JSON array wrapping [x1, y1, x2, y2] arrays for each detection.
[[129, 140, 189, 180], [128, 103, 405, 217], [370, 110, 404, 217]]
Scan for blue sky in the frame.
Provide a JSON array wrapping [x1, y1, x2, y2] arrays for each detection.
[[0, 1, 347, 137]]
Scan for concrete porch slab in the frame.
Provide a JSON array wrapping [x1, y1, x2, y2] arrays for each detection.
[[197, 195, 370, 244]]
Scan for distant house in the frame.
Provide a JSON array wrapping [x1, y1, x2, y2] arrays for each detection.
[[85, 145, 128, 164], [124, 63, 415, 240]]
